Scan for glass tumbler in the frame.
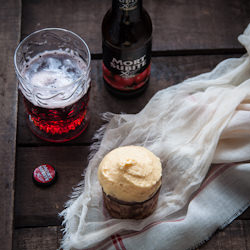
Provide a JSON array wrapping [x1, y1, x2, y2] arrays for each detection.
[[14, 28, 91, 142]]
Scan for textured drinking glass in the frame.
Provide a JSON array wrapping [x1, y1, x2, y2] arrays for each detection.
[[14, 28, 91, 142]]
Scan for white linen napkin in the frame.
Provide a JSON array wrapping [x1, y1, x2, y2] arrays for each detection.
[[60, 24, 250, 250]]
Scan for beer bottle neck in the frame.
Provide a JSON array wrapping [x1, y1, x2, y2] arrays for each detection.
[[111, 0, 143, 22]]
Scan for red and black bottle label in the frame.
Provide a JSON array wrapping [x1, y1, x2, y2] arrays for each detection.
[[102, 39, 152, 91]]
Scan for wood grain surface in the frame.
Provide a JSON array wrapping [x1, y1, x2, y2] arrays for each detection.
[[14, 226, 61, 250], [13, 220, 250, 250], [16, 54, 250, 237], [21, 0, 250, 54], [17, 54, 241, 146], [0, 1, 21, 250], [199, 220, 250, 250], [12, 0, 250, 249], [15, 146, 89, 228], [14, 144, 250, 228]]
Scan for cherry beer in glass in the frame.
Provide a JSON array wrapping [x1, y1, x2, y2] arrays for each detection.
[[14, 28, 91, 142], [102, 0, 152, 96]]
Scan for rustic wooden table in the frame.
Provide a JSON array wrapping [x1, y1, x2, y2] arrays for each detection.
[[1, 0, 250, 249]]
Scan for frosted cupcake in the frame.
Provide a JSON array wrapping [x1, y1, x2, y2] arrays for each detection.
[[98, 145, 162, 219]]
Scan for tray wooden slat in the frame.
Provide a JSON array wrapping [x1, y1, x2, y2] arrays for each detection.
[[14, 0, 250, 249], [199, 220, 250, 250], [14, 146, 89, 228], [14, 226, 60, 250], [21, 0, 250, 54], [17, 54, 241, 145], [13, 220, 250, 250], [0, 1, 21, 249], [14, 144, 250, 228]]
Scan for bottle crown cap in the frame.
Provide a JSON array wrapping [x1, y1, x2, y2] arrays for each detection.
[[32, 164, 57, 187]]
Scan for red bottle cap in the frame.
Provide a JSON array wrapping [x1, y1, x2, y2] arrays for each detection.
[[32, 164, 57, 187]]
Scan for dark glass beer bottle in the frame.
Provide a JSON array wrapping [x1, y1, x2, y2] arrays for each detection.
[[102, 0, 152, 97]]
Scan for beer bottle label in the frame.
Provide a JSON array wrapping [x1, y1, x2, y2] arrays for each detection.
[[102, 39, 152, 91]]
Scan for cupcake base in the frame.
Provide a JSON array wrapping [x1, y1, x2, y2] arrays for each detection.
[[103, 188, 160, 219]]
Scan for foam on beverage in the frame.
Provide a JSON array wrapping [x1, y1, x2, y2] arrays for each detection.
[[21, 50, 90, 108]]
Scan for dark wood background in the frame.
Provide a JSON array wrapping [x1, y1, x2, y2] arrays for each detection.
[[0, 0, 250, 249]]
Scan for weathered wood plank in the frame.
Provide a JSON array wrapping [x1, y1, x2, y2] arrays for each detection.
[[14, 145, 250, 228], [17, 54, 241, 145], [238, 207, 250, 220], [22, 0, 250, 54], [0, 0, 21, 249], [13, 226, 61, 250], [199, 220, 250, 250], [14, 146, 89, 228], [13, 220, 250, 250]]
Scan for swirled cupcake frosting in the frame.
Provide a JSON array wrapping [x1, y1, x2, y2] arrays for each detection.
[[98, 146, 162, 202]]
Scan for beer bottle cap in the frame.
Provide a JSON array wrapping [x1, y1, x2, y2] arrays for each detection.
[[32, 164, 57, 187]]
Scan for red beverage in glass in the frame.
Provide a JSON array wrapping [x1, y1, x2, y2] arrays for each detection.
[[14, 28, 91, 142], [20, 50, 91, 142], [22, 88, 90, 142]]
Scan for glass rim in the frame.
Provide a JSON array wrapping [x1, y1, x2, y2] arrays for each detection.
[[14, 27, 91, 90]]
